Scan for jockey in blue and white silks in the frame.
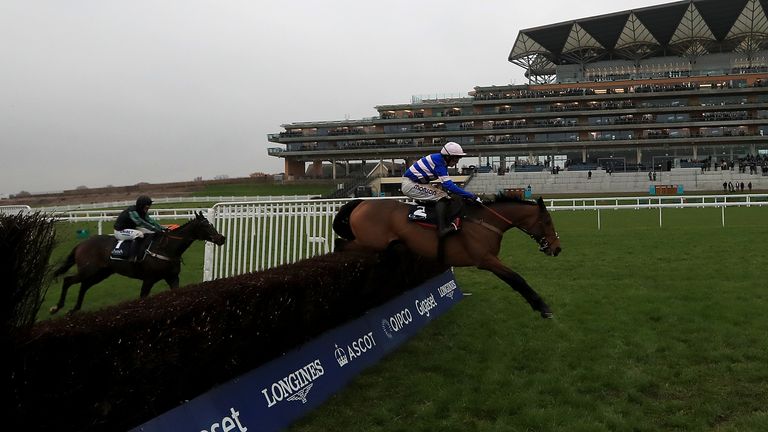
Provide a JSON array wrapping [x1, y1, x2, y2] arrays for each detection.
[[401, 142, 480, 237]]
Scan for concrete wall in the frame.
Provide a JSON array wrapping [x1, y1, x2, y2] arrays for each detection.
[[467, 168, 768, 195]]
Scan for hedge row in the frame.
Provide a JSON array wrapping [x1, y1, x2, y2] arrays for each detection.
[[9, 245, 445, 431]]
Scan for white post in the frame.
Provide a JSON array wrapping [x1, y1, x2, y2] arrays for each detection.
[[659, 206, 663, 227], [597, 209, 601, 230], [203, 207, 215, 281], [721, 205, 725, 227]]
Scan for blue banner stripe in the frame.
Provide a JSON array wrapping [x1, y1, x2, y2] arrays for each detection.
[[132, 270, 463, 432]]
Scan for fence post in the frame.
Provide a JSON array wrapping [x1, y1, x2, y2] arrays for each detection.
[[721, 205, 725, 227], [659, 206, 663, 227], [203, 207, 215, 281], [597, 209, 601, 230]]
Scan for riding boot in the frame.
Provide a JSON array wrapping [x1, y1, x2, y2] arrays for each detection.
[[129, 237, 144, 262], [435, 199, 455, 238]]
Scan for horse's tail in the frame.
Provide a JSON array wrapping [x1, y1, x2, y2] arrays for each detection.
[[52, 246, 77, 278], [333, 199, 363, 240]]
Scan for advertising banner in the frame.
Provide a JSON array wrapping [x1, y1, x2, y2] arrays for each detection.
[[132, 270, 464, 432]]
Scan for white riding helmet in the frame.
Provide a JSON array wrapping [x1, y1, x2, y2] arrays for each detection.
[[441, 141, 466, 157]]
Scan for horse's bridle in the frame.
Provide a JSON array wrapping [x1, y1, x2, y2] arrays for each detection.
[[480, 203, 555, 252]]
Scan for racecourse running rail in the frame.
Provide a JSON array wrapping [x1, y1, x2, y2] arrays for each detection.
[[202, 194, 768, 281]]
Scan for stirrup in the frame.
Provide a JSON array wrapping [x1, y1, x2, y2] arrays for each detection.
[[439, 220, 459, 237]]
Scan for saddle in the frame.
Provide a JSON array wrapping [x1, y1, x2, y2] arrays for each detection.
[[110, 237, 153, 262], [407, 199, 465, 231]]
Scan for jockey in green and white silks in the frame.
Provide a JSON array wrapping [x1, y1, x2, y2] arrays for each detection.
[[114, 195, 164, 241]]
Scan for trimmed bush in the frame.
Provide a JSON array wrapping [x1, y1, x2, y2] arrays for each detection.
[[9, 247, 445, 431]]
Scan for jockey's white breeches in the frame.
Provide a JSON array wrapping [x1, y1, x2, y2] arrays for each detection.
[[401, 177, 448, 202], [114, 227, 153, 241]]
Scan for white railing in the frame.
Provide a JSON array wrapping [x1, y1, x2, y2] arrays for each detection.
[[203, 198, 406, 281], [35, 195, 321, 212], [52, 208, 210, 235], [549, 200, 768, 229], [0, 205, 31, 215], [545, 193, 768, 209], [203, 194, 768, 281]]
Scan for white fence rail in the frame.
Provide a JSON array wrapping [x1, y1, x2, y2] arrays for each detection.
[[203, 195, 768, 281], [203, 198, 406, 281], [35, 195, 321, 213], [546, 193, 768, 209], [0, 205, 32, 215], [52, 208, 210, 234]]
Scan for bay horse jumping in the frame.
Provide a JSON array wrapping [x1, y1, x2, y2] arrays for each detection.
[[50, 211, 226, 314], [332, 195, 561, 318]]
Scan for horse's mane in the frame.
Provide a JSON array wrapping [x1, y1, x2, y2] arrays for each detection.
[[488, 192, 537, 206], [160, 215, 198, 235]]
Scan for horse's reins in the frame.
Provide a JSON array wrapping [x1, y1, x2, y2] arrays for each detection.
[[472, 202, 552, 252], [145, 231, 185, 262]]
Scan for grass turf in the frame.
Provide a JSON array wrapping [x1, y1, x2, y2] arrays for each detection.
[[41, 205, 768, 431], [288, 206, 768, 432]]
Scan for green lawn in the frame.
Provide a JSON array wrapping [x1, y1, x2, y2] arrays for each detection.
[[43, 205, 768, 431], [192, 181, 335, 197], [289, 206, 768, 432]]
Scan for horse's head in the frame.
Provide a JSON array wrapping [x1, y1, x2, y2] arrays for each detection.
[[528, 197, 561, 257], [188, 211, 226, 245]]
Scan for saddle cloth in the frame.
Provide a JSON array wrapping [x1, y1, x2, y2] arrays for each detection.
[[110, 238, 152, 261], [406, 200, 464, 230]]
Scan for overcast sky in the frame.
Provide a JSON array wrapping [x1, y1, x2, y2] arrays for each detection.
[[0, 0, 673, 195]]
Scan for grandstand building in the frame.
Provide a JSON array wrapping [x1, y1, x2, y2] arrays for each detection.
[[268, 0, 768, 189]]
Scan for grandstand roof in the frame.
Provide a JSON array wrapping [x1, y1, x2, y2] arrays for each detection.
[[509, 0, 768, 72]]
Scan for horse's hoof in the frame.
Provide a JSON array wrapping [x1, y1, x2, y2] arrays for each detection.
[[541, 311, 554, 319], [49, 306, 59, 314]]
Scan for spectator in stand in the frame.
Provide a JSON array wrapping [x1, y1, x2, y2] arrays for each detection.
[[588, 170, 592, 180], [748, 182, 752, 192], [740, 182, 745, 192], [723, 181, 728, 192]]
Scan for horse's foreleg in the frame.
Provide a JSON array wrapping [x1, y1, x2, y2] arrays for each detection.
[[165, 275, 180, 289], [478, 256, 552, 319], [140, 279, 158, 298], [50, 275, 78, 314]]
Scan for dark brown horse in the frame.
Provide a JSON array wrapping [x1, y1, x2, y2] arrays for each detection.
[[50, 211, 226, 314], [332, 195, 561, 318]]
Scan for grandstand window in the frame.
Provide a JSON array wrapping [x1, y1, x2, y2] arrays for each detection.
[[639, 99, 688, 108], [756, 94, 768, 103], [699, 128, 723, 136], [699, 96, 748, 106], [657, 113, 690, 123], [758, 110, 768, 119], [535, 132, 578, 142], [452, 136, 474, 145], [666, 128, 690, 138], [534, 105, 548, 112]]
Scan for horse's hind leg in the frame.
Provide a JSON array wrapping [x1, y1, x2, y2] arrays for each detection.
[[50, 275, 79, 314], [70, 269, 113, 313], [478, 256, 552, 319]]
